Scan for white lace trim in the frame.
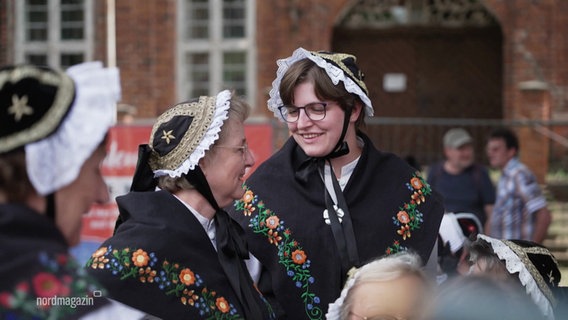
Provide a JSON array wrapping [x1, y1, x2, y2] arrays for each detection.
[[26, 62, 120, 195], [326, 274, 355, 320], [267, 47, 374, 122], [477, 234, 555, 320], [153, 90, 231, 178]]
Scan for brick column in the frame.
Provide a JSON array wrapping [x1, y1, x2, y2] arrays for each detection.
[[516, 80, 551, 184]]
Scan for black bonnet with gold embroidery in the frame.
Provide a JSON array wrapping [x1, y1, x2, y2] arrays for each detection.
[[0, 62, 120, 195], [477, 234, 560, 319], [0, 65, 75, 154], [148, 90, 231, 178], [267, 47, 374, 122]]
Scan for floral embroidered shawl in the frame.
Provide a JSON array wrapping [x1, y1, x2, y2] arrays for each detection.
[[0, 204, 109, 319], [228, 133, 444, 320], [87, 190, 274, 319]]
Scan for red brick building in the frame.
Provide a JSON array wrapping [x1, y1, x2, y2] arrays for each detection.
[[1, 0, 567, 180]]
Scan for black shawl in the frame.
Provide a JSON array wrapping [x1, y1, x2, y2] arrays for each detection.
[[87, 190, 274, 319], [0, 204, 108, 319], [228, 133, 444, 319]]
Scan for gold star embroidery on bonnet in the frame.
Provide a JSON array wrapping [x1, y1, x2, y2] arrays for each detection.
[[161, 130, 175, 144], [548, 270, 555, 284], [8, 94, 34, 122]]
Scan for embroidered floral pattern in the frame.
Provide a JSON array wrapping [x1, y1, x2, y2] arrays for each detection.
[[86, 245, 242, 319], [234, 186, 323, 320], [0, 252, 102, 319], [386, 173, 431, 254]]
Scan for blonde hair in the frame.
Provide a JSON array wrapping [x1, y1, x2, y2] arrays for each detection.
[[339, 252, 430, 320]]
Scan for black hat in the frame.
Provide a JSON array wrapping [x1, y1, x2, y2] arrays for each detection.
[[478, 234, 561, 319], [0, 62, 120, 195], [0, 65, 75, 154], [148, 90, 232, 178]]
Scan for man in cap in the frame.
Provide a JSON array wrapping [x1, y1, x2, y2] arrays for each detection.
[[428, 127, 495, 229]]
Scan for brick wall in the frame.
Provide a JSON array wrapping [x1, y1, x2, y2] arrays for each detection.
[[255, 0, 349, 118], [0, 0, 13, 65], [1, 0, 566, 180], [110, 0, 177, 118], [482, 0, 568, 182]]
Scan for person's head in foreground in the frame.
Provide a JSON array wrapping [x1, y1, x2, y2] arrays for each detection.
[[425, 274, 543, 320], [468, 234, 562, 319], [0, 62, 137, 319], [326, 251, 432, 320], [0, 62, 120, 246]]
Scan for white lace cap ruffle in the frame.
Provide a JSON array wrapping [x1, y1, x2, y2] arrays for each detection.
[[26, 62, 120, 195], [267, 47, 374, 122], [477, 234, 555, 320], [326, 273, 356, 320], [153, 90, 231, 178]]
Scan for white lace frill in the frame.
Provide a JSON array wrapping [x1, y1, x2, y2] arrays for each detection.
[[26, 62, 121, 195], [267, 47, 374, 122], [326, 274, 356, 320], [477, 234, 555, 320], [153, 90, 231, 178]]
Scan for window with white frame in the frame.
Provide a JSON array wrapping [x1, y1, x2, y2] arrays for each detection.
[[178, 0, 255, 100], [15, 0, 94, 69]]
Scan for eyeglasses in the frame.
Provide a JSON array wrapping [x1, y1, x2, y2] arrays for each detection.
[[278, 102, 329, 123], [349, 311, 407, 320], [214, 142, 249, 160]]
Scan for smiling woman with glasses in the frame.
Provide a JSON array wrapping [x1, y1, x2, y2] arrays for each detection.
[[227, 48, 444, 320], [278, 101, 330, 122]]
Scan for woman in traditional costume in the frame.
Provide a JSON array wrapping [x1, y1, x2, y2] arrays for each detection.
[[228, 48, 444, 319], [87, 90, 275, 319]]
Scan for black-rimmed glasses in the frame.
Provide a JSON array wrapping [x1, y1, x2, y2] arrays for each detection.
[[278, 102, 328, 123]]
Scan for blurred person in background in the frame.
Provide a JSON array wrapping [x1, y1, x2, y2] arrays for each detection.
[[486, 127, 551, 243], [428, 127, 495, 229]]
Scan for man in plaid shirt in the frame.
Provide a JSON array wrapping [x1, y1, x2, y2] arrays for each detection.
[[485, 128, 552, 243]]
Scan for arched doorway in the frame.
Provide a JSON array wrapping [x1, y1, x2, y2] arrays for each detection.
[[332, 0, 503, 165]]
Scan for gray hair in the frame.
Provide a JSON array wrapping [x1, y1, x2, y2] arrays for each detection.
[[339, 252, 429, 320], [157, 92, 250, 193]]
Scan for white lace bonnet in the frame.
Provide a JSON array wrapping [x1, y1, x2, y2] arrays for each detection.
[[477, 234, 561, 320], [267, 47, 374, 122], [0, 62, 120, 195], [148, 90, 231, 178]]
